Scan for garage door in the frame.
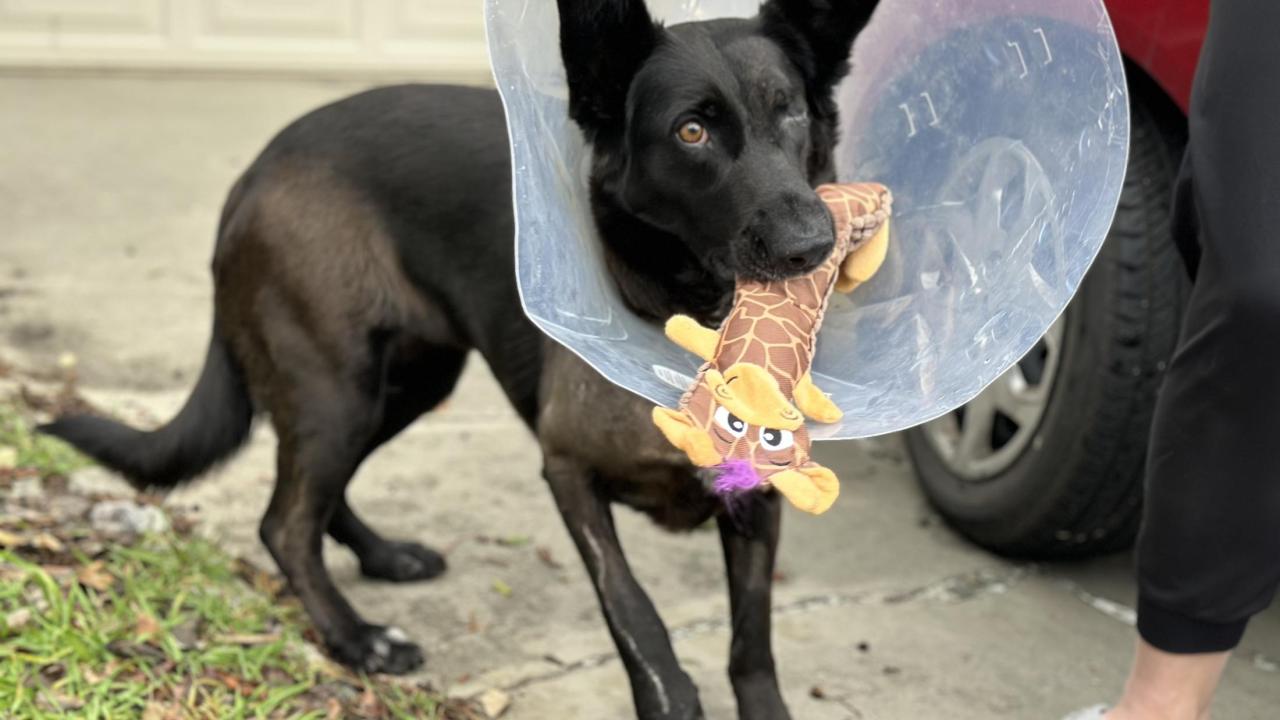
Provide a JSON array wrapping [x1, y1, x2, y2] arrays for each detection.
[[0, 0, 490, 80]]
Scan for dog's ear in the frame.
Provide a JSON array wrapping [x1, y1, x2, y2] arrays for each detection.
[[759, 0, 880, 93], [557, 0, 661, 140]]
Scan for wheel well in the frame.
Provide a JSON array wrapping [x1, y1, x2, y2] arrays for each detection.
[[1122, 57, 1189, 163]]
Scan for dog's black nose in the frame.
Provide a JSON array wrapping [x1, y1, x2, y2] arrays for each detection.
[[742, 192, 837, 278], [781, 233, 834, 271]]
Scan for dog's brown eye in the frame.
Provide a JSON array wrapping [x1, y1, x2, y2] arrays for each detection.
[[677, 121, 707, 145]]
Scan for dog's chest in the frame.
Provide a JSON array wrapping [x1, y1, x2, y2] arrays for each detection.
[[537, 342, 718, 529]]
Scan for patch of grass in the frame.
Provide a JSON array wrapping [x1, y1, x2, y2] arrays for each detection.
[[0, 536, 466, 719], [0, 403, 90, 478], [0, 391, 476, 720]]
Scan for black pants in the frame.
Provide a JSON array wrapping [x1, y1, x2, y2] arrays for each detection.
[[1136, 0, 1280, 653]]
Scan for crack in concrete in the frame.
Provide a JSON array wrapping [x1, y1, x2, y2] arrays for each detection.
[[1057, 580, 1137, 626], [814, 691, 865, 719], [1056, 579, 1279, 675], [494, 565, 1032, 694]]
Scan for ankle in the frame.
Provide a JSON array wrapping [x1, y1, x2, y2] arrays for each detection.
[[1105, 693, 1206, 720]]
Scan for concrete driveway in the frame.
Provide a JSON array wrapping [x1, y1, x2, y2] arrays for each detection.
[[2, 75, 1277, 719]]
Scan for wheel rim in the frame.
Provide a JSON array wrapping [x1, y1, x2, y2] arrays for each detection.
[[921, 316, 1066, 481]]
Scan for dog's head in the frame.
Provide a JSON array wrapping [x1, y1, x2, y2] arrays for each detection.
[[558, 0, 880, 286]]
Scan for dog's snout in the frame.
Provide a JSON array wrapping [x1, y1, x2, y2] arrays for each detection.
[[743, 193, 835, 277], [781, 232, 834, 271]]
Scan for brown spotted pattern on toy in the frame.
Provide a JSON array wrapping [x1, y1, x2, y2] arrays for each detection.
[[652, 182, 892, 515]]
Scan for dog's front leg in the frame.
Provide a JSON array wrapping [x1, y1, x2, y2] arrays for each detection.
[[544, 456, 704, 720], [718, 493, 791, 720]]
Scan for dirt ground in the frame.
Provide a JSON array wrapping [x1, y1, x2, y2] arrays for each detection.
[[2, 74, 1277, 719]]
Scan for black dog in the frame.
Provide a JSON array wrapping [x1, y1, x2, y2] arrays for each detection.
[[44, 1, 879, 717]]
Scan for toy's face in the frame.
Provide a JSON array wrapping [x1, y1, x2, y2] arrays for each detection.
[[651, 375, 840, 515], [651, 366, 840, 515], [680, 364, 810, 475], [699, 387, 812, 477]]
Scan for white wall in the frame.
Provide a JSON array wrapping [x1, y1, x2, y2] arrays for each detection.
[[0, 0, 490, 80]]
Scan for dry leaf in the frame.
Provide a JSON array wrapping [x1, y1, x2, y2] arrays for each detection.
[[171, 617, 201, 649], [467, 611, 482, 634], [35, 689, 83, 713], [30, 532, 64, 553], [213, 670, 253, 696], [478, 688, 511, 718], [141, 701, 178, 720], [134, 613, 161, 639], [6, 607, 32, 631], [42, 565, 75, 586], [39, 663, 65, 682], [491, 579, 513, 598], [355, 687, 385, 718], [233, 557, 287, 597], [0, 529, 23, 548], [77, 561, 115, 591], [535, 546, 562, 570], [214, 632, 280, 646], [325, 698, 343, 720], [0, 446, 17, 470], [47, 690, 83, 711], [106, 639, 166, 662]]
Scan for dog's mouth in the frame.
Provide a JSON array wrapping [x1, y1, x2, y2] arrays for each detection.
[[698, 229, 834, 284], [731, 234, 832, 282]]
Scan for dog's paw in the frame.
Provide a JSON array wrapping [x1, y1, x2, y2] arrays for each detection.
[[331, 624, 424, 675], [359, 541, 447, 583]]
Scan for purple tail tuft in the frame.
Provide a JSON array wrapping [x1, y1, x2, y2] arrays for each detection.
[[714, 460, 761, 495]]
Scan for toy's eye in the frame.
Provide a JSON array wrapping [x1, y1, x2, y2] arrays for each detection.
[[677, 120, 708, 145], [714, 406, 747, 438], [759, 427, 794, 451]]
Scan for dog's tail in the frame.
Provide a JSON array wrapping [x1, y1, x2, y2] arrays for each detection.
[[41, 329, 254, 491]]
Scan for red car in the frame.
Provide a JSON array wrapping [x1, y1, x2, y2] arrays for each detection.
[[1109, 0, 1207, 113], [905, 0, 1210, 559]]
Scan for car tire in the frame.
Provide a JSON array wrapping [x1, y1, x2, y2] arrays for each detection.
[[904, 84, 1190, 559]]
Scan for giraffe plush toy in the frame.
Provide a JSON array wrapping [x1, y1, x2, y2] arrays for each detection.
[[652, 182, 892, 516]]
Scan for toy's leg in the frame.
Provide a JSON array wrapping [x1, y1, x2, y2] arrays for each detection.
[[769, 463, 840, 515], [718, 493, 792, 720], [544, 456, 705, 720], [793, 373, 843, 424], [665, 315, 720, 362], [836, 216, 891, 294]]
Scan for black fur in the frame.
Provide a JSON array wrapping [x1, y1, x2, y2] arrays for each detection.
[[42, 1, 880, 717], [40, 327, 253, 489], [558, 0, 662, 140]]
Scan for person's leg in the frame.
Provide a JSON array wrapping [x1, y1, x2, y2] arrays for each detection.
[[1104, 2, 1280, 717], [1106, 639, 1228, 720]]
